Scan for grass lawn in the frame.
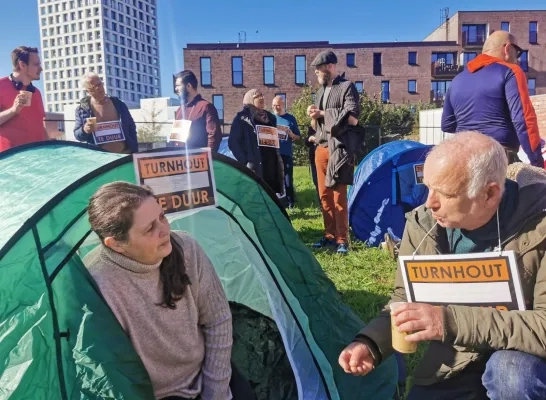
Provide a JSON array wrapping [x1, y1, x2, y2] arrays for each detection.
[[289, 166, 425, 397]]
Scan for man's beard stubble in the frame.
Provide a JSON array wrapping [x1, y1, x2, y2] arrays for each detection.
[[318, 72, 331, 86]]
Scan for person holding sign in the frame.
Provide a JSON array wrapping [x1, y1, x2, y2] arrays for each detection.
[[339, 132, 546, 400], [74, 72, 138, 154], [171, 70, 223, 152], [229, 89, 285, 198], [85, 182, 255, 400], [272, 95, 301, 209]]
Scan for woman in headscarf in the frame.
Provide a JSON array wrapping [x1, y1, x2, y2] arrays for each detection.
[[228, 89, 285, 197]]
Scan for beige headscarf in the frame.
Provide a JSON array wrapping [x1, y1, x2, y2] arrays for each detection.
[[243, 89, 269, 124]]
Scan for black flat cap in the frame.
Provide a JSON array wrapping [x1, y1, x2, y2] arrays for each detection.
[[311, 50, 338, 67]]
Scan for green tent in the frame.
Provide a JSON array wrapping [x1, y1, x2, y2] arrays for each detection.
[[0, 141, 397, 400]]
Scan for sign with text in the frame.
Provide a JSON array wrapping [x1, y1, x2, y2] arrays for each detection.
[[277, 125, 291, 141], [93, 120, 125, 145], [133, 148, 217, 217], [414, 163, 424, 184], [256, 125, 280, 148], [399, 251, 525, 311], [170, 119, 192, 143]]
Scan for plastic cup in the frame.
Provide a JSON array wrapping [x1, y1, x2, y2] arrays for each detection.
[[390, 301, 418, 354], [87, 117, 97, 131], [19, 90, 32, 107]]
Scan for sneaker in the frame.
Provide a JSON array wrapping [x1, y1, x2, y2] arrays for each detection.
[[336, 243, 349, 255], [312, 237, 336, 248]]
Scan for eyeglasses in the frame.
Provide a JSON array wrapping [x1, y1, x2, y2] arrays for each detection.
[[88, 81, 104, 90]]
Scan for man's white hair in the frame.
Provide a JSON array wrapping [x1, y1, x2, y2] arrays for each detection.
[[80, 72, 101, 90], [428, 131, 508, 198]]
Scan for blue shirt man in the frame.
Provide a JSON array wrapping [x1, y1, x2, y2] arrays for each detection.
[[272, 95, 301, 208]]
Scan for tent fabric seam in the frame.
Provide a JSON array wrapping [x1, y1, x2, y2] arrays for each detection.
[[49, 230, 92, 283], [42, 208, 88, 254], [32, 225, 68, 400]]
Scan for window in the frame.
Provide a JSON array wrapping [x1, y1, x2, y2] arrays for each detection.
[[408, 80, 417, 93], [501, 21, 510, 32], [463, 52, 477, 67], [232, 56, 243, 85], [346, 53, 355, 67], [431, 80, 452, 101], [275, 93, 286, 105], [212, 94, 224, 122], [263, 56, 274, 85], [381, 81, 390, 103], [432, 52, 456, 65], [530, 22, 538, 44], [355, 81, 363, 93], [462, 24, 487, 45], [200, 57, 211, 86], [373, 53, 382, 76], [528, 78, 536, 95], [408, 51, 417, 65], [295, 55, 306, 85], [520, 51, 529, 72]]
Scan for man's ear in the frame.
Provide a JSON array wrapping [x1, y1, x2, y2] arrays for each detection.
[[104, 236, 126, 254], [485, 182, 502, 206]]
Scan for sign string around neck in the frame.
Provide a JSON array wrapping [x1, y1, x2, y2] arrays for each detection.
[[412, 221, 438, 259]]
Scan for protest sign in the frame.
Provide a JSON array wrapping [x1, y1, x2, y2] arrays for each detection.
[[399, 251, 525, 311], [133, 148, 216, 217], [277, 125, 291, 141], [93, 121, 125, 145], [256, 125, 280, 148], [170, 119, 192, 143]]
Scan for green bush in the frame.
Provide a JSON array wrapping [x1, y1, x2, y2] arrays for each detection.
[[288, 85, 436, 166]]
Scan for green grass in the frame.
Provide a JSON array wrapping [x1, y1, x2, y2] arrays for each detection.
[[290, 166, 424, 397]]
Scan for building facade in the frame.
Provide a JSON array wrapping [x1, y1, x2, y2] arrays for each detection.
[[183, 10, 546, 124], [38, 0, 161, 113]]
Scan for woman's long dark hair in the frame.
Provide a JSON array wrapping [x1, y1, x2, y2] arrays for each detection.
[[88, 181, 191, 309]]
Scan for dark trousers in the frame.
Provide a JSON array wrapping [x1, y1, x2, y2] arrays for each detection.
[[160, 363, 256, 400], [407, 350, 546, 400], [281, 154, 295, 206], [309, 146, 319, 203]]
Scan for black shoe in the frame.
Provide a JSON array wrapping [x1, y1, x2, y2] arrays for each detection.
[[312, 237, 336, 248]]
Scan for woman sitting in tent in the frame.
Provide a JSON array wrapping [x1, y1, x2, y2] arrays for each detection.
[[228, 89, 285, 200], [85, 181, 255, 400]]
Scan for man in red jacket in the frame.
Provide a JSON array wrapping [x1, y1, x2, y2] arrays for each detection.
[[0, 46, 47, 152]]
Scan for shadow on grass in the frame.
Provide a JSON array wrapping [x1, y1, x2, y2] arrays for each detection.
[[294, 187, 320, 209]]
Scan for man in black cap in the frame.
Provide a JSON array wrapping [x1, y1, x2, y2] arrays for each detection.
[[307, 50, 361, 255]]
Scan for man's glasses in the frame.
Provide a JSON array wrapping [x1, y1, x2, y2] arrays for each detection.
[[507, 43, 523, 59]]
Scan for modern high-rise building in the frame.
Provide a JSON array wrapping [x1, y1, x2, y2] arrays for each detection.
[[38, 0, 161, 113]]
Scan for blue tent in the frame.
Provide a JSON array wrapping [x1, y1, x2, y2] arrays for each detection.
[[348, 140, 432, 247], [218, 136, 235, 159]]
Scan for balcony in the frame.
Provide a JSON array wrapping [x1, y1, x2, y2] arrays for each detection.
[[431, 62, 463, 78], [462, 32, 486, 48]]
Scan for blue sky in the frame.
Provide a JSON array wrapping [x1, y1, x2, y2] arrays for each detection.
[[0, 0, 543, 99]]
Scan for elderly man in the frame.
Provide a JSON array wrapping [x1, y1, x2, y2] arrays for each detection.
[[442, 31, 543, 168], [272, 95, 301, 208], [308, 50, 360, 255], [339, 131, 546, 400], [74, 72, 138, 153]]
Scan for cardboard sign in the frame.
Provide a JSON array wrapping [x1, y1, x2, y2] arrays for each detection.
[[170, 119, 192, 143], [93, 120, 125, 145], [133, 148, 217, 217], [414, 163, 424, 184], [399, 251, 526, 311], [277, 125, 291, 141], [256, 125, 280, 148]]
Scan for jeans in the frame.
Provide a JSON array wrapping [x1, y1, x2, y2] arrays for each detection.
[[407, 351, 546, 400], [281, 154, 295, 206]]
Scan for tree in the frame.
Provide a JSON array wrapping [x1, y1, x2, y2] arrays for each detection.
[[137, 100, 165, 143]]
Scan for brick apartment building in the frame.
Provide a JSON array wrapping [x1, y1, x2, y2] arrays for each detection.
[[182, 10, 546, 124]]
